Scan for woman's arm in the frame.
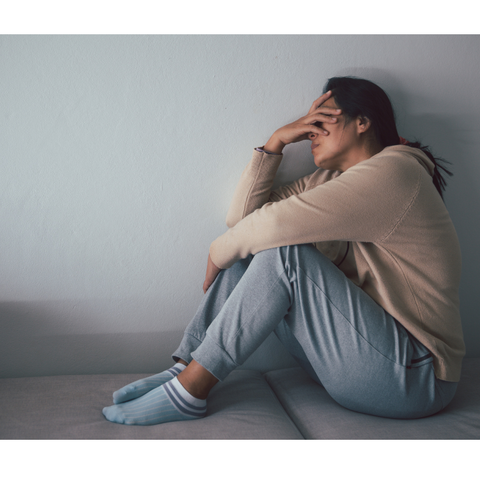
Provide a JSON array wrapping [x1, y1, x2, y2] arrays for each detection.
[[209, 152, 421, 270], [225, 149, 282, 228], [203, 91, 341, 291], [225, 91, 341, 228], [263, 90, 341, 154]]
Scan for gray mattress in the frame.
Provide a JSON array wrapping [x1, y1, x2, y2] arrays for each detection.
[[1, 359, 479, 439]]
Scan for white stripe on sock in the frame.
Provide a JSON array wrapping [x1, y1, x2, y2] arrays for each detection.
[[171, 377, 206, 408]]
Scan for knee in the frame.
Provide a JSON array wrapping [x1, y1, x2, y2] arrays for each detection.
[[253, 245, 334, 280], [255, 244, 315, 256], [217, 255, 253, 284], [255, 244, 323, 263], [251, 244, 321, 268], [231, 254, 253, 271]]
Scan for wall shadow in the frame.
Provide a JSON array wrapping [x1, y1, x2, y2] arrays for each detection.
[[0, 301, 298, 378]]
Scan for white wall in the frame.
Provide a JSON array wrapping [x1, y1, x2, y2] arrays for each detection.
[[1, 35, 479, 377]]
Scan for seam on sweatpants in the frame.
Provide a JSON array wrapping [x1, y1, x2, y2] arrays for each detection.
[[223, 270, 287, 362], [432, 364, 446, 410], [183, 331, 205, 345], [203, 332, 240, 367], [297, 264, 407, 368]]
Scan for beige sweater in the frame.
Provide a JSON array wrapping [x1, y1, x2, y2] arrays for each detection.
[[209, 146, 465, 382]]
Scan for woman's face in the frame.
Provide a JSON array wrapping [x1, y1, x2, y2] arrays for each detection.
[[309, 97, 363, 172]]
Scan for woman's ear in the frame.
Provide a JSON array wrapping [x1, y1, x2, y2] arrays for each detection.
[[356, 116, 372, 133]]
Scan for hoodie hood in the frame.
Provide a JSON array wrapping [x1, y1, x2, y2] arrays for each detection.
[[385, 145, 435, 177]]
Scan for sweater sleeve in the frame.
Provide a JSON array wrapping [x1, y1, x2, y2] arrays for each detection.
[[210, 153, 421, 269], [225, 148, 335, 227], [225, 149, 283, 228]]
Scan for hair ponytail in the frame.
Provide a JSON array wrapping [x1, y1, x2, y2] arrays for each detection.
[[400, 140, 453, 201]]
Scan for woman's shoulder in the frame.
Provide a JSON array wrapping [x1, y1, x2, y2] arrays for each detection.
[[301, 146, 434, 198], [326, 146, 435, 207], [369, 145, 435, 177], [304, 168, 342, 191]]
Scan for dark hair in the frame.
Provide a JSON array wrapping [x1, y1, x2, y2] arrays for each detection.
[[323, 76, 452, 200]]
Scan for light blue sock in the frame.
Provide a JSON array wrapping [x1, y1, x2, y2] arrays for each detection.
[[113, 363, 186, 404], [103, 377, 207, 426]]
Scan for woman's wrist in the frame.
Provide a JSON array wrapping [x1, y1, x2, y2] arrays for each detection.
[[263, 134, 285, 155]]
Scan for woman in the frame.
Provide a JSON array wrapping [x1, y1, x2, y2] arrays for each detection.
[[103, 76, 465, 424]]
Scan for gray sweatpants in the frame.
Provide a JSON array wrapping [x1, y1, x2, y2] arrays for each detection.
[[172, 244, 457, 419]]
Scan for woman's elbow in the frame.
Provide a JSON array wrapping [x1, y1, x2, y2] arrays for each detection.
[[225, 212, 238, 228]]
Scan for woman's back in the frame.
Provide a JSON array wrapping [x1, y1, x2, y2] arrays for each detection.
[[335, 146, 464, 382]]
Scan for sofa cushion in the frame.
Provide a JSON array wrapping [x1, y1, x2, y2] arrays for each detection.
[[264, 358, 480, 439], [0, 370, 303, 439]]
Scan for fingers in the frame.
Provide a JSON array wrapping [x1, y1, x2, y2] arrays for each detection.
[[312, 104, 342, 121], [308, 90, 342, 115], [305, 112, 339, 135], [273, 107, 340, 147], [203, 276, 216, 293], [308, 90, 333, 114], [298, 124, 329, 139], [311, 112, 339, 124], [292, 122, 329, 140], [308, 90, 342, 119], [203, 254, 222, 293], [305, 108, 341, 138], [295, 116, 333, 138], [308, 123, 329, 136]]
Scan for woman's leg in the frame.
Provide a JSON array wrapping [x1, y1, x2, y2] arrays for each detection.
[[185, 244, 456, 419], [102, 257, 254, 424], [110, 256, 253, 405], [171, 255, 253, 364], [104, 244, 456, 424]]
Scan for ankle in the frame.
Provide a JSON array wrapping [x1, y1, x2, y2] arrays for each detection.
[[176, 360, 218, 400]]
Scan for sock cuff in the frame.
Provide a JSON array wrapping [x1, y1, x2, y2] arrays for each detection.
[[170, 376, 206, 408], [167, 363, 187, 376]]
